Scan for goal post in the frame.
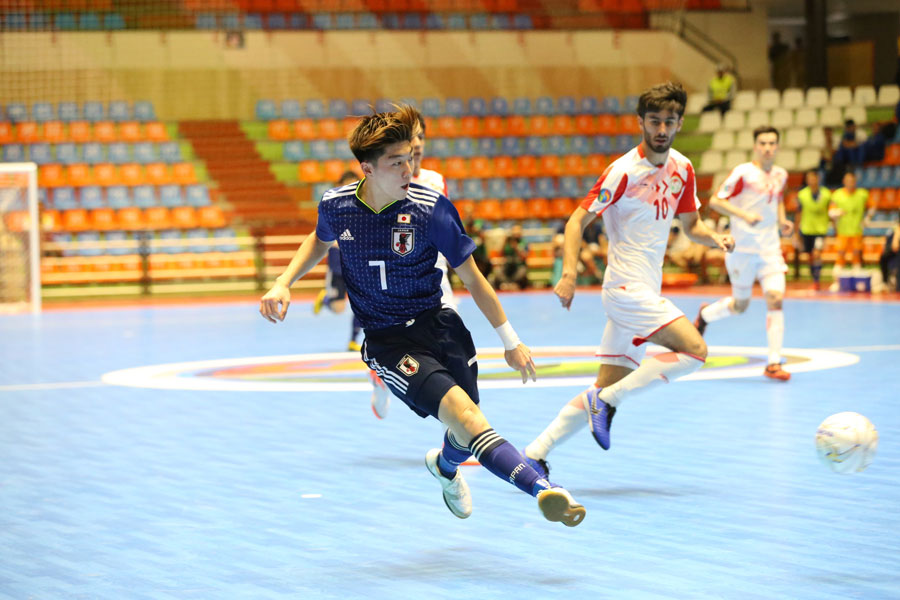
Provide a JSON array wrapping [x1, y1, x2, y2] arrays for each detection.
[[0, 162, 41, 313]]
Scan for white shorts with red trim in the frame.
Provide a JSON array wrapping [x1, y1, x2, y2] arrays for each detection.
[[597, 283, 686, 368], [725, 251, 787, 298]]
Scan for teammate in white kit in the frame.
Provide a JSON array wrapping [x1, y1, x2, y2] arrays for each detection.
[[522, 82, 735, 474], [693, 126, 794, 381], [370, 109, 459, 418]]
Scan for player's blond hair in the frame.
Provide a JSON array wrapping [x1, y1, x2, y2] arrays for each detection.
[[637, 81, 687, 118], [348, 104, 419, 164]]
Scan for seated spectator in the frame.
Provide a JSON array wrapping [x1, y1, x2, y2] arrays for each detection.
[[489, 225, 529, 291], [550, 222, 606, 287], [465, 218, 492, 278], [833, 119, 868, 166], [880, 222, 900, 292], [666, 219, 723, 284], [702, 64, 736, 115]]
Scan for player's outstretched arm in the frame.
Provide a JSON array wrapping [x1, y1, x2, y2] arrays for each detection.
[[681, 211, 735, 253], [455, 256, 537, 383], [554, 206, 597, 310], [709, 195, 761, 226], [259, 232, 333, 323]]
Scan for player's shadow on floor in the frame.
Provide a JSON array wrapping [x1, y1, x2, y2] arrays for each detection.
[[570, 487, 688, 498]]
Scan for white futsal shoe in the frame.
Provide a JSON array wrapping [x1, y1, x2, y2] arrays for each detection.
[[370, 371, 390, 419], [536, 487, 586, 527], [425, 448, 472, 519]]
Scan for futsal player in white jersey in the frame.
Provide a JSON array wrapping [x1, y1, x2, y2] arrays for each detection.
[[370, 109, 459, 418], [693, 126, 794, 381], [523, 82, 735, 474]]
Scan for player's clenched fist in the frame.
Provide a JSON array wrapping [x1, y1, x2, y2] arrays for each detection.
[[260, 281, 291, 323], [554, 273, 577, 310]]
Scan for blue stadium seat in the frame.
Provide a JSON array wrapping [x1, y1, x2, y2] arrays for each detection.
[[55, 143, 79, 165], [512, 14, 533, 29], [534, 177, 557, 197], [58, 102, 80, 122], [501, 136, 523, 156], [221, 14, 239, 30], [401, 13, 422, 29], [512, 98, 531, 116], [430, 138, 452, 158], [32, 102, 54, 122], [213, 228, 240, 252], [243, 13, 263, 29], [510, 177, 533, 198], [267, 13, 287, 29], [615, 135, 636, 153], [312, 182, 333, 202], [444, 98, 464, 117], [256, 100, 277, 121], [75, 232, 102, 257], [454, 138, 475, 158], [82, 143, 104, 164], [469, 14, 489, 30], [546, 136, 567, 156], [305, 99, 326, 119], [79, 12, 101, 30], [281, 99, 302, 119], [524, 136, 544, 155], [623, 95, 639, 114], [133, 101, 156, 122], [311, 13, 333, 29], [534, 97, 555, 116], [5, 103, 27, 123], [371, 98, 392, 114], [351, 98, 371, 116], [467, 97, 488, 117], [559, 176, 581, 197], [283, 141, 306, 161], [133, 142, 156, 164], [445, 179, 461, 199], [107, 186, 130, 209], [288, 13, 309, 29], [580, 97, 600, 115], [109, 101, 130, 122], [103, 13, 126, 29], [3, 12, 26, 29], [424, 13, 444, 29], [29, 144, 52, 165], [477, 138, 498, 157], [858, 166, 878, 188], [600, 96, 620, 114], [335, 143, 355, 160], [158, 142, 182, 163], [81, 186, 104, 209], [491, 14, 511, 29], [185, 228, 212, 253], [489, 97, 509, 117], [380, 13, 401, 29], [462, 179, 486, 200], [55, 13, 77, 30], [30, 12, 50, 29], [159, 185, 184, 207], [53, 188, 78, 211], [133, 186, 156, 208], [158, 230, 184, 254], [581, 175, 598, 190], [334, 13, 354, 29], [486, 178, 510, 199], [594, 135, 613, 154], [356, 13, 377, 29], [104, 231, 132, 256], [328, 99, 349, 119], [421, 98, 442, 118], [2, 144, 25, 162], [570, 135, 591, 154], [309, 140, 333, 160], [51, 233, 75, 257], [186, 185, 211, 207], [107, 143, 130, 164], [446, 14, 467, 29], [557, 96, 577, 116], [195, 13, 217, 29], [83, 101, 104, 122]]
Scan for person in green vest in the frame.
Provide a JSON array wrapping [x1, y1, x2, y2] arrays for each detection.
[[828, 170, 876, 282], [794, 169, 832, 290], [702, 64, 736, 115]]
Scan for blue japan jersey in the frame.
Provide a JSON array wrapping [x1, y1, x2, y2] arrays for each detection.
[[315, 181, 476, 330]]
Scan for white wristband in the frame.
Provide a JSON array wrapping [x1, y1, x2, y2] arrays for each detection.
[[495, 321, 521, 351]]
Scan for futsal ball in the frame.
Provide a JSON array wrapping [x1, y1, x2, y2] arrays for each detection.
[[815, 412, 878, 474]]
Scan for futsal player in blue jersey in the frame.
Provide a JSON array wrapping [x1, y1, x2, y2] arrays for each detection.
[[260, 104, 585, 527]]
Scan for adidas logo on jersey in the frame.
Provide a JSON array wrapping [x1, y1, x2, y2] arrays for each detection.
[[339, 229, 354, 241]]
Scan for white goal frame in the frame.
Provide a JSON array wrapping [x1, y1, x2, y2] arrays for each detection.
[[0, 162, 41, 313]]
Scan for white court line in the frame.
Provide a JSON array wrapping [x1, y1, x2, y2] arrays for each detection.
[[301, 494, 322, 499], [0, 380, 106, 392], [826, 345, 900, 352]]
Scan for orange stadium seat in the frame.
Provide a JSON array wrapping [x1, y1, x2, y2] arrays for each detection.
[[574, 115, 597, 135], [483, 116, 506, 137], [69, 121, 92, 143], [493, 155, 515, 178], [529, 115, 551, 136], [460, 116, 481, 138], [293, 119, 317, 140], [619, 114, 639, 133], [473, 198, 503, 221], [586, 154, 610, 174], [527, 197, 552, 220], [323, 159, 348, 183], [4, 210, 31, 233], [454, 198, 475, 219], [502, 198, 528, 220], [597, 115, 619, 135], [0, 122, 13, 144], [551, 116, 575, 136], [43, 121, 66, 143], [443, 157, 469, 180], [437, 116, 461, 138], [145, 122, 169, 142], [198, 204, 227, 229], [318, 118, 342, 140], [16, 122, 39, 143], [66, 163, 93, 187], [94, 163, 119, 186], [420, 157, 443, 173], [342, 117, 360, 137], [173, 162, 198, 184], [62, 208, 90, 232], [41, 209, 62, 232], [144, 206, 173, 230], [145, 162, 171, 185], [120, 163, 145, 186], [120, 121, 142, 142], [268, 120, 292, 140], [885, 145, 900, 166], [39, 164, 66, 188], [117, 206, 146, 230], [550, 196, 576, 219], [507, 116, 527, 137], [563, 154, 588, 176], [94, 121, 117, 143], [470, 156, 494, 178], [298, 160, 326, 183], [171, 205, 199, 229], [881, 188, 898, 210], [90, 208, 117, 231], [538, 155, 561, 177], [514, 155, 538, 177]]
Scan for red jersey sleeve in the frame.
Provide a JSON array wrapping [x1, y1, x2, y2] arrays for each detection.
[[717, 166, 744, 200], [676, 163, 699, 214], [580, 164, 628, 215]]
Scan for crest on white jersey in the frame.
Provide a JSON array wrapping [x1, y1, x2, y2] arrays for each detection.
[[392, 227, 415, 256], [669, 174, 684, 196], [588, 188, 612, 212]]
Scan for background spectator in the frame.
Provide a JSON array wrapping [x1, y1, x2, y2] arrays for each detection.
[[702, 64, 736, 115]]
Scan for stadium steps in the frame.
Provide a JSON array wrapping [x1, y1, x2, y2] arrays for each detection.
[[178, 120, 303, 226]]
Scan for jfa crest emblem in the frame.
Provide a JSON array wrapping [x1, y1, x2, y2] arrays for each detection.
[[392, 228, 414, 256], [397, 354, 420, 376]]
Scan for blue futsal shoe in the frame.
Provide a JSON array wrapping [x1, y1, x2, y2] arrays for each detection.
[[583, 387, 616, 450], [521, 452, 550, 479]]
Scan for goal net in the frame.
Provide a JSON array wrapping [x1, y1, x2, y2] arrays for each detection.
[[0, 163, 41, 313]]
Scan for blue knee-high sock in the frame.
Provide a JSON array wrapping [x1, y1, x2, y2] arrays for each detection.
[[437, 429, 471, 479], [350, 315, 362, 342], [469, 429, 551, 497]]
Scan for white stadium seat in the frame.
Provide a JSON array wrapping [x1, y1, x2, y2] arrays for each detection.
[[711, 130, 735, 151], [843, 105, 867, 125], [698, 111, 722, 133], [699, 150, 724, 174], [819, 106, 843, 127], [735, 128, 755, 150], [808, 127, 825, 150], [711, 171, 730, 195], [771, 108, 794, 130], [732, 90, 757, 112], [797, 148, 821, 170], [781, 88, 805, 110], [794, 108, 817, 128], [876, 84, 899, 107], [746, 109, 770, 130], [778, 149, 797, 171], [722, 110, 746, 131], [685, 94, 707, 115], [783, 127, 808, 149], [724, 149, 748, 167], [829, 87, 853, 107], [805, 87, 829, 109], [853, 85, 876, 107], [757, 89, 781, 111]]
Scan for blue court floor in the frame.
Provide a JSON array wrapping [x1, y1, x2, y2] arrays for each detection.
[[2, 290, 899, 600]]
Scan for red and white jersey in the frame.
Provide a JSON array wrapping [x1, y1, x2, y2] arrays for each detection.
[[716, 162, 787, 255], [412, 168, 448, 197], [581, 145, 699, 292]]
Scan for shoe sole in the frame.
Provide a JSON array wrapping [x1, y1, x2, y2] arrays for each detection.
[[425, 450, 471, 519], [764, 371, 791, 381], [538, 490, 586, 527]]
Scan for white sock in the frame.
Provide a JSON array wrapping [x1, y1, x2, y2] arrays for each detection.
[[766, 309, 784, 365], [600, 352, 705, 408], [525, 388, 592, 460], [700, 297, 735, 323]]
